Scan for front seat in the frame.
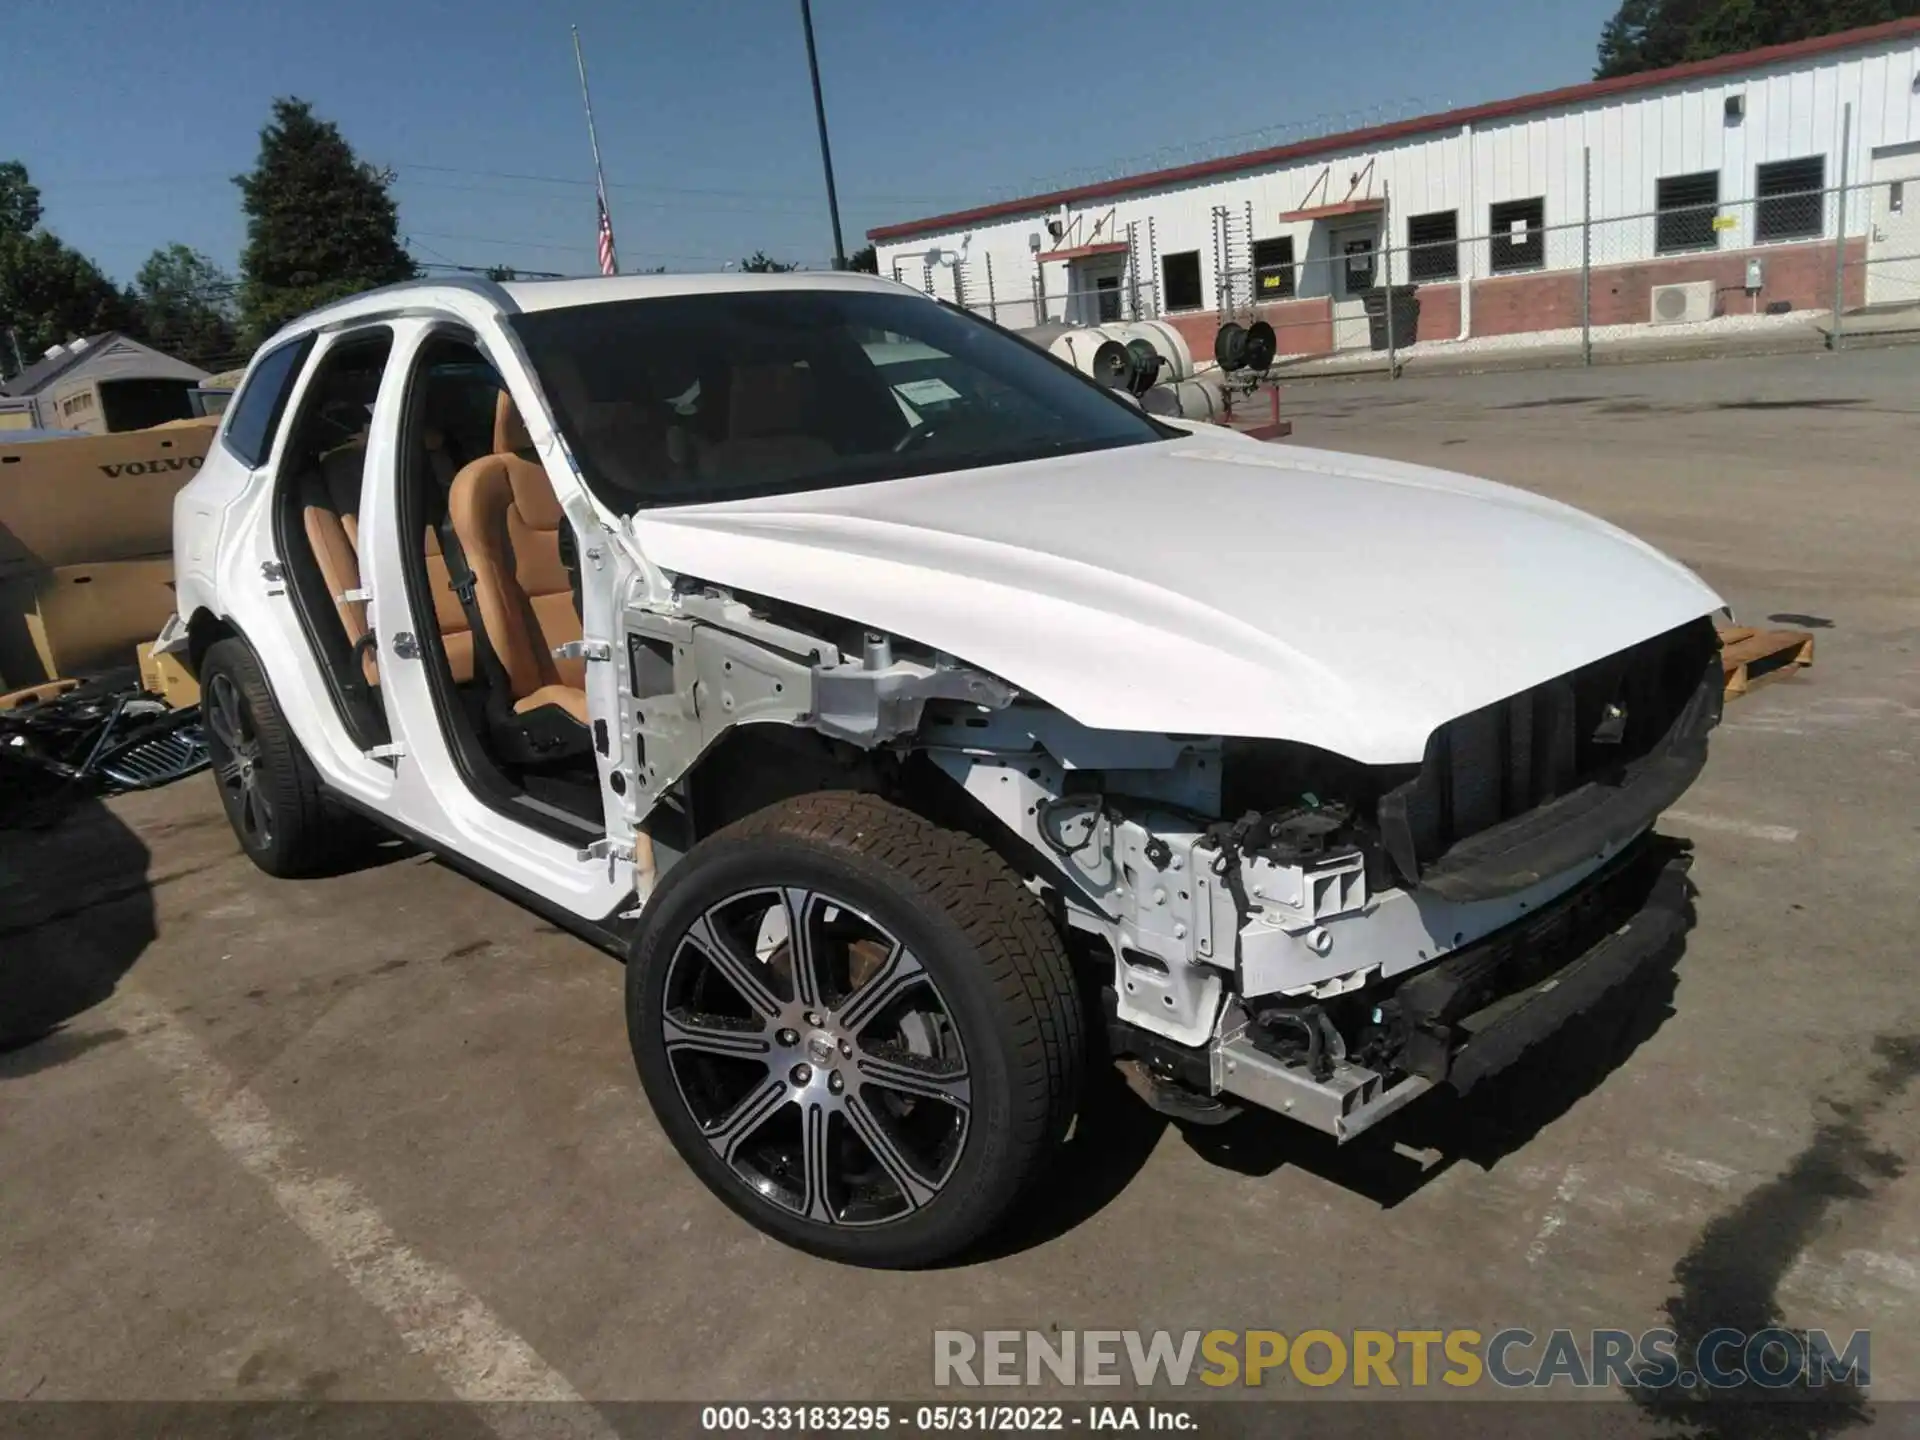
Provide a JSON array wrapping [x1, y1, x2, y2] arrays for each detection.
[[446, 392, 588, 740]]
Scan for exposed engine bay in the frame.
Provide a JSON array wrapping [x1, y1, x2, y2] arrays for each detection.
[[616, 579, 1719, 1143]]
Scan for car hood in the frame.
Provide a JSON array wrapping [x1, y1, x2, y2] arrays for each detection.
[[629, 434, 1721, 764]]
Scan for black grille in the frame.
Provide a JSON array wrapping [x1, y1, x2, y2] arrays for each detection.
[[1381, 617, 1719, 882]]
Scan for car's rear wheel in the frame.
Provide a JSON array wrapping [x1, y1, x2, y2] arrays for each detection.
[[200, 638, 357, 877], [628, 792, 1084, 1267]]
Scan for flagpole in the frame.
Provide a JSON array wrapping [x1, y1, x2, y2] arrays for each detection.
[[572, 23, 618, 273]]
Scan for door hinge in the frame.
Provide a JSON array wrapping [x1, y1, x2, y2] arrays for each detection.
[[576, 837, 636, 864], [390, 631, 422, 660], [554, 639, 613, 662], [338, 586, 372, 604], [367, 741, 406, 761]]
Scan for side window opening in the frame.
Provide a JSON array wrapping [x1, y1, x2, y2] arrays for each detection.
[[223, 335, 314, 468]]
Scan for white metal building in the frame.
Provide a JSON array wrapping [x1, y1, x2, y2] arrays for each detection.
[[870, 19, 1920, 359]]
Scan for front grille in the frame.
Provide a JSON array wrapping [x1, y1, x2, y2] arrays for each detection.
[[1381, 617, 1719, 880]]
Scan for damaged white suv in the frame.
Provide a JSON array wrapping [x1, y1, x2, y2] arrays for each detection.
[[167, 272, 1722, 1266]]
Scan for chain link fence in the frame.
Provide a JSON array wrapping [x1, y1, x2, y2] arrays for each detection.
[[908, 171, 1917, 373]]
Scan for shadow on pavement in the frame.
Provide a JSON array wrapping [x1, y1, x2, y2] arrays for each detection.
[[0, 788, 157, 1056]]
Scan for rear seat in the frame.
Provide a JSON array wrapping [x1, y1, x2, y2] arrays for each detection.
[[297, 437, 476, 686]]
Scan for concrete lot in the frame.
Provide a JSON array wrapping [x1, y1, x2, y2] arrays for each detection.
[[4, 348, 1918, 1422]]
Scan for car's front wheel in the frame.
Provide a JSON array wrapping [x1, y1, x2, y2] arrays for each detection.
[[627, 792, 1084, 1267], [200, 637, 358, 877]]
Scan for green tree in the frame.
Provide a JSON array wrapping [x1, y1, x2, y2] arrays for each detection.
[[234, 97, 416, 343], [738, 250, 798, 273], [0, 230, 138, 373], [0, 160, 42, 237], [1596, 0, 1916, 77], [134, 243, 238, 369], [847, 243, 878, 274]]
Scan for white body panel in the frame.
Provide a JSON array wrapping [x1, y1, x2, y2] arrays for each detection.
[[633, 432, 1720, 765]]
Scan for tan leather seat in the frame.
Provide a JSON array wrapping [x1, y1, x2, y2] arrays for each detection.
[[298, 436, 475, 686], [447, 392, 587, 725], [300, 441, 379, 685], [698, 362, 834, 483]]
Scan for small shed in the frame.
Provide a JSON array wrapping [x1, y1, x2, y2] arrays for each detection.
[[0, 333, 210, 436]]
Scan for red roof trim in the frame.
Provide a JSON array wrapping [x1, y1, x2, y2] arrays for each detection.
[[1277, 197, 1386, 222], [868, 18, 1920, 243], [1038, 241, 1131, 261]]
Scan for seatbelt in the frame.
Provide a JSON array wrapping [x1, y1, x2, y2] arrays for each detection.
[[555, 522, 585, 625], [438, 516, 518, 709]]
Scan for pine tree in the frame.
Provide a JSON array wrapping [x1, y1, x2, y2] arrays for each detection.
[[1596, 0, 1917, 78], [234, 98, 416, 344]]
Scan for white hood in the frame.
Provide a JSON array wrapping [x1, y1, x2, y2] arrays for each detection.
[[631, 434, 1721, 765]]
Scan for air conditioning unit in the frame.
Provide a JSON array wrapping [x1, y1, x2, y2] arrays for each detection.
[[1650, 280, 1715, 325]]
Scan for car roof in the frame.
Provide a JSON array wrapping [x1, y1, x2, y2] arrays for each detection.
[[274, 269, 914, 340]]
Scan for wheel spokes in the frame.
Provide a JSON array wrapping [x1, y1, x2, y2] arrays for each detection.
[[684, 911, 785, 1020], [206, 678, 243, 752], [703, 1076, 790, 1165], [662, 1008, 772, 1060], [838, 941, 926, 1035], [799, 1100, 836, 1223], [779, 887, 828, 1010], [854, 1049, 971, 1113], [842, 1092, 942, 1211]]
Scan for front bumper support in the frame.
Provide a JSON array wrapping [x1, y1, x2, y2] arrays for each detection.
[[1210, 842, 1692, 1140]]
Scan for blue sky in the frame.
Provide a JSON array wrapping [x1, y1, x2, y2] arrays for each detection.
[[2, 0, 1618, 284]]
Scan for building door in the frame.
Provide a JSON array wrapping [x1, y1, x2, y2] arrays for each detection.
[[1330, 222, 1379, 349], [1867, 142, 1920, 308], [1067, 258, 1125, 325]]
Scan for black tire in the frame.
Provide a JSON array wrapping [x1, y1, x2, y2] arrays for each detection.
[[200, 637, 357, 878], [628, 791, 1085, 1267]]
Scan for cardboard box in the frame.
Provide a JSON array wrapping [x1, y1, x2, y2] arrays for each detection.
[[137, 639, 201, 709], [0, 559, 178, 685], [0, 418, 214, 578]]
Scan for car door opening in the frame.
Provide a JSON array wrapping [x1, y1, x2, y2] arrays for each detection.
[[395, 333, 605, 839]]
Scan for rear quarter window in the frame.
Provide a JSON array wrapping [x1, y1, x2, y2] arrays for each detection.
[[222, 336, 315, 467]]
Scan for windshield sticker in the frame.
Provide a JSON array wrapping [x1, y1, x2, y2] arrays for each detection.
[[894, 377, 962, 405]]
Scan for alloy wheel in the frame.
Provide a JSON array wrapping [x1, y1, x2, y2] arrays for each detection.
[[658, 886, 971, 1227], [204, 672, 274, 851]]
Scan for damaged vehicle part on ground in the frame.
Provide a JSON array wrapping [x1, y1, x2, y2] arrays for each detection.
[[169, 271, 1723, 1266]]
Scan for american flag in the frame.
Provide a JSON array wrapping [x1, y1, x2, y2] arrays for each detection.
[[596, 188, 618, 276]]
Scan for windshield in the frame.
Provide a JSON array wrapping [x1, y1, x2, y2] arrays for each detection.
[[507, 287, 1172, 511]]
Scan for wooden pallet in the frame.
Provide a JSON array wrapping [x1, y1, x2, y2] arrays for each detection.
[[1718, 625, 1815, 699]]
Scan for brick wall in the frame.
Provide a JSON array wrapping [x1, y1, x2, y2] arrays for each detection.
[[1166, 296, 1334, 362], [1149, 236, 1865, 360], [1468, 236, 1866, 335]]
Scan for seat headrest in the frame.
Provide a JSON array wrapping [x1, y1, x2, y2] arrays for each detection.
[[729, 363, 816, 439], [494, 390, 533, 454]]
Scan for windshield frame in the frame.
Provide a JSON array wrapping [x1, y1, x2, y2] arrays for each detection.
[[505, 285, 1182, 513]]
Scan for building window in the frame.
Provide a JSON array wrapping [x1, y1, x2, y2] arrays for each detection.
[[1161, 251, 1204, 311], [1252, 236, 1296, 299], [1488, 197, 1545, 273], [1755, 155, 1825, 243], [1406, 210, 1459, 281], [1656, 171, 1720, 254]]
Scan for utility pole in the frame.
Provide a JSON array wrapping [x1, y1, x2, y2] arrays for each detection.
[[799, 0, 847, 269]]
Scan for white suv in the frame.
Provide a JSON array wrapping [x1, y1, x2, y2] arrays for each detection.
[[166, 272, 1723, 1266]]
